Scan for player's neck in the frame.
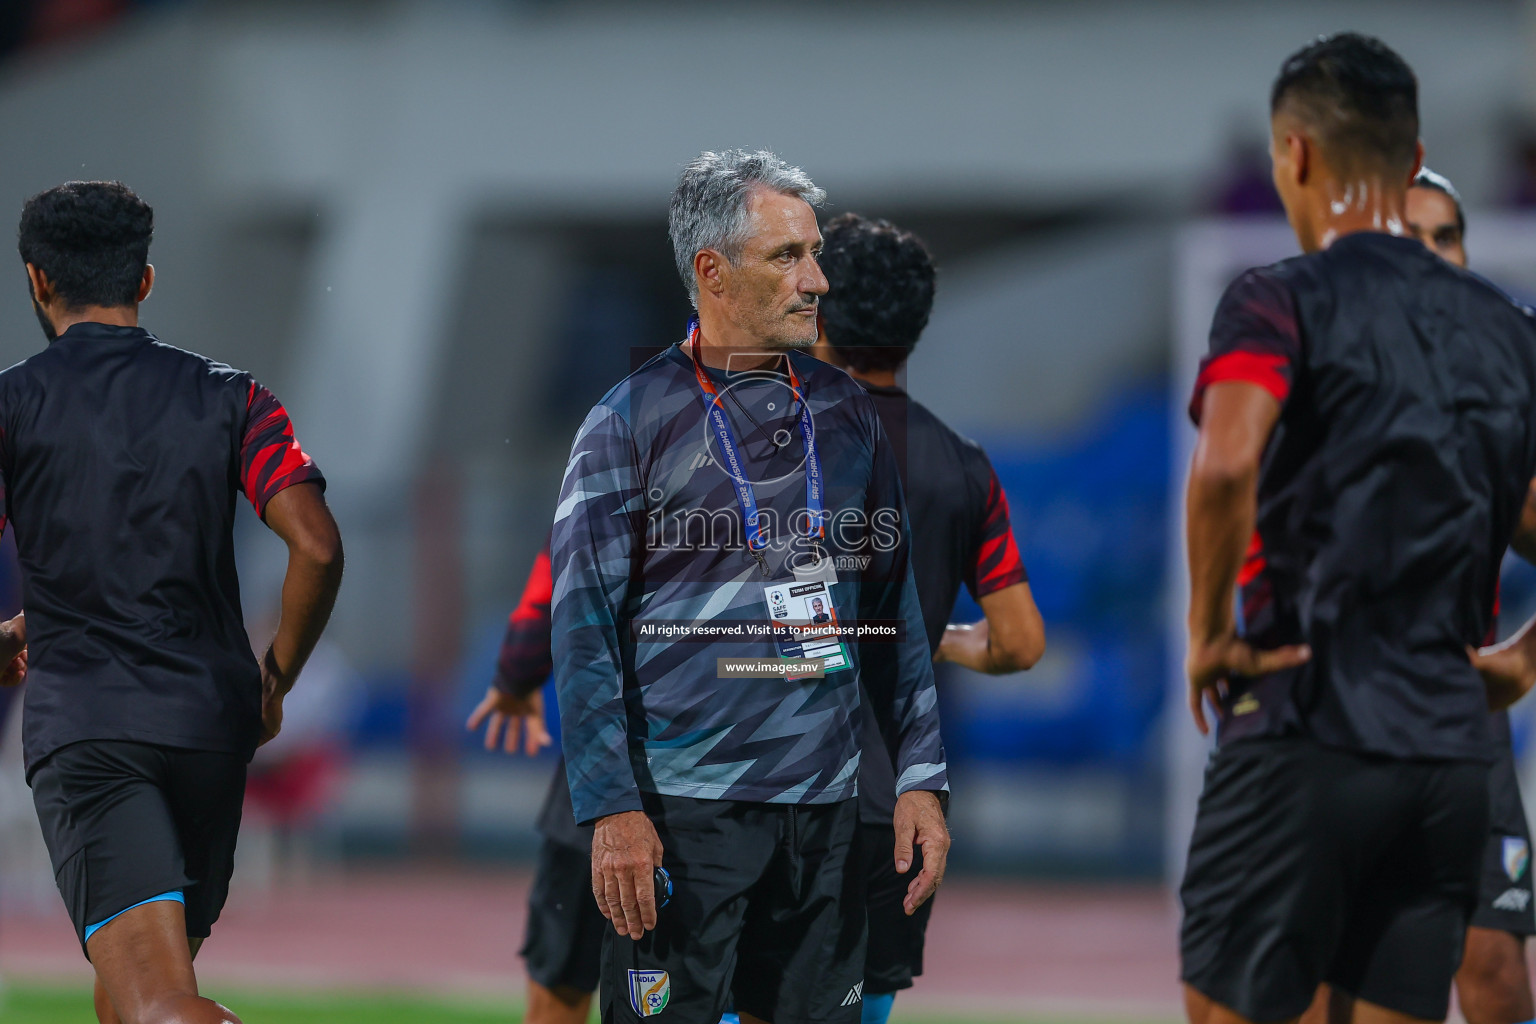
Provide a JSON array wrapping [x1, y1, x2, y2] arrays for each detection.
[[692, 312, 788, 373], [808, 338, 900, 389], [1310, 177, 1411, 251], [847, 367, 899, 389], [49, 305, 140, 336]]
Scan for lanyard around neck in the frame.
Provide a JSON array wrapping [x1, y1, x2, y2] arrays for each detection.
[[687, 326, 825, 556]]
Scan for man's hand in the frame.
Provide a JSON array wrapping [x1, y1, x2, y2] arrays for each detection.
[[591, 810, 665, 939], [893, 790, 949, 916], [466, 686, 552, 755], [1472, 638, 1536, 711], [1186, 634, 1311, 736], [0, 649, 27, 688], [0, 612, 25, 687], [258, 645, 289, 746]]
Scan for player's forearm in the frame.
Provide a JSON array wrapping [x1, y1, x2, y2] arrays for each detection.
[[492, 626, 554, 698], [938, 584, 1046, 673], [936, 622, 994, 672], [1513, 479, 1536, 564], [268, 531, 343, 696], [1186, 451, 1257, 644]]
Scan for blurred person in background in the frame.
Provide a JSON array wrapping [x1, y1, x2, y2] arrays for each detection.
[[1, 181, 343, 1024], [1407, 168, 1532, 1024], [468, 541, 590, 1024], [810, 212, 1045, 1024], [1302, 167, 1536, 1024], [552, 149, 949, 1024], [1406, 168, 1467, 267], [1180, 34, 1536, 1024]]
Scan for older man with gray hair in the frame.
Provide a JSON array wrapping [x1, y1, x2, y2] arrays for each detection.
[[551, 149, 950, 1024]]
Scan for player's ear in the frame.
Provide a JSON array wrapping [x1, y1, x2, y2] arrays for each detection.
[[138, 265, 155, 304], [1408, 140, 1425, 186], [25, 263, 49, 307]]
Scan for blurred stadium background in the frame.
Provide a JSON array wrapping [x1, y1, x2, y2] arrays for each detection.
[[3, 1, 1536, 1021]]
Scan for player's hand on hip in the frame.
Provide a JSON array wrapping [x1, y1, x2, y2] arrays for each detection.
[[893, 789, 949, 916], [258, 645, 289, 746], [591, 809, 665, 939], [465, 686, 552, 756], [1471, 640, 1536, 710], [1185, 634, 1311, 736]]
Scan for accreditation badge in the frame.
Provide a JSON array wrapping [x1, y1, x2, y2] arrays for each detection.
[[763, 578, 851, 675]]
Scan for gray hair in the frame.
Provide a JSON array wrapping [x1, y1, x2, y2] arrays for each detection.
[[668, 149, 826, 307]]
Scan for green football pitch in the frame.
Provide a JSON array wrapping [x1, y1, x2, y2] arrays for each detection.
[[0, 985, 1175, 1024]]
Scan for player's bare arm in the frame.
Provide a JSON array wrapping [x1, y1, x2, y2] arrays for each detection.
[[259, 481, 344, 745], [936, 582, 1045, 673], [590, 809, 664, 940], [1471, 479, 1536, 709], [1185, 381, 1311, 734]]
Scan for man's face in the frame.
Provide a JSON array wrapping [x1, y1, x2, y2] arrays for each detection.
[[1406, 186, 1466, 267], [717, 189, 828, 350]]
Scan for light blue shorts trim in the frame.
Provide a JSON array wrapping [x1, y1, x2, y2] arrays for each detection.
[[83, 890, 185, 944]]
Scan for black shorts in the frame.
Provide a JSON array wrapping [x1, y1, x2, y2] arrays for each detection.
[[521, 835, 605, 993], [1180, 736, 1487, 1023], [860, 823, 932, 995], [1471, 737, 1536, 936], [601, 795, 865, 1024], [30, 740, 246, 957]]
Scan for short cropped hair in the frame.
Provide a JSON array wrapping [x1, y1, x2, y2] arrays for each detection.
[[1271, 32, 1419, 178], [18, 181, 153, 309], [817, 213, 936, 374], [668, 149, 825, 307], [1412, 167, 1466, 238]]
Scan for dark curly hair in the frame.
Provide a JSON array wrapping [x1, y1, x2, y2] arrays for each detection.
[[18, 181, 154, 309], [818, 213, 936, 374], [1271, 32, 1418, 177]]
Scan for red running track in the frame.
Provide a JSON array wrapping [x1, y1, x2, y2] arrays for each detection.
[[0, 870, 1184, 1020]]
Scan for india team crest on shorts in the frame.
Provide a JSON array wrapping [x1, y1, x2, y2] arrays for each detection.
[[1504, 836, 1530, 882], [628, 969, 670, 1017]]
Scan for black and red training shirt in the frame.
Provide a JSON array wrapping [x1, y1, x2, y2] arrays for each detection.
[[1190, 232, 1536, 760], [858, 382, 1028, 823], [7, 323, 324, 777]]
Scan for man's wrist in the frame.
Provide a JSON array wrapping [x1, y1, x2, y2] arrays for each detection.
[[261, 645, 297, 696], [897, 787, 949, 815], [1188, 618, 1234, 647], [578, 794, 645, 828], [501, 672, 546, 700]]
